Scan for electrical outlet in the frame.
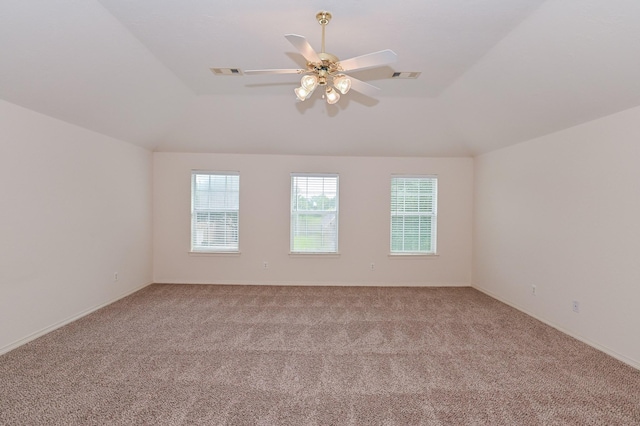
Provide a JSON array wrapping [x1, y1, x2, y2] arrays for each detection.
[[114, 272, 118, 282], [263, 261, 268, 269], [572, 300, 580, 313], [531, 285, 537, 296], [370, 262, 375, 270]]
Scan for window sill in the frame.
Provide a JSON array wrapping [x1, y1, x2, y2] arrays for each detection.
[[189, 251, 241, 257], [388, 253, 439, 259], [289, 252, 340, 258]]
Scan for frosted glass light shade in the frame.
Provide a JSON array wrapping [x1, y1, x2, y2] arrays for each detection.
[[294, 86, 312, 101], [325, 87, 340, 104], [333, 75, 351, 94], [301, 74, 319, 91]]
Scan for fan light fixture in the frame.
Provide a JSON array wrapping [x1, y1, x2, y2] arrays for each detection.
[[333, 75, 351, 94], [244, 12, 400, 105], [294, 86, 313, 101], [291, 12, 353, 105], [325, 87, 340, 104]]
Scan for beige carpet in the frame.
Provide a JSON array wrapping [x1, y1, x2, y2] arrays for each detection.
[[1, 284, 639, 425]]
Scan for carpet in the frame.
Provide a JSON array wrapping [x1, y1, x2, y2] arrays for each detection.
[[1, 284, 639, 425]]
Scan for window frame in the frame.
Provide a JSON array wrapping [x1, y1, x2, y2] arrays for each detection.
[[290, 173, 339, 254], [390, 174, 438, 255], [190, 170, 240, 253]]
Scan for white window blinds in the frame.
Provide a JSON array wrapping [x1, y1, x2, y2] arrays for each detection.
[[390, 175, 437, 254], [191, 171, 239, 252], [290, 174, 339, 253]]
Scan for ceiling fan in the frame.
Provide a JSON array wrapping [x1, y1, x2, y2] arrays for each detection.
[[245, 11, 398, 104]]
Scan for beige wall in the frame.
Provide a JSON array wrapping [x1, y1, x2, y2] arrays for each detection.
[[154, 153, 473, 286], [0, 100, 153, 353], [3, 95, 639, 369], [473, 105, 640, 369]]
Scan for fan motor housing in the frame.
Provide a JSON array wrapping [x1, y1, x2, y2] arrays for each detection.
[[316, 11, 332, 25], [318, 52, 339, 63]]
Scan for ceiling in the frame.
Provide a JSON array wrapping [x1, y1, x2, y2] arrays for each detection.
[[2, 0, 640, 157]]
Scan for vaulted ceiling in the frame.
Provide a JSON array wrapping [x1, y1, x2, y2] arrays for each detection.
[[2, 0, 640, 157]]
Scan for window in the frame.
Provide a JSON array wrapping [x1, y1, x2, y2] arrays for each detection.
[[290, 173, 339, 253], [390, 175, 437, 254], [191, 171, 239, 252]]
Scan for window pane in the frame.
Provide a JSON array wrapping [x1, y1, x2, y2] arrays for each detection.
[[291, 174, 339, 253], [191, 172, 240, 252], [390, 176, 437, 254]]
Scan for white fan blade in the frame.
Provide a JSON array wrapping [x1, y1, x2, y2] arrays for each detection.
[[244, 69, 304, 75], [347, 76, 381, 97], [339, 49, 398, 72], [284, 34, 322, 63]]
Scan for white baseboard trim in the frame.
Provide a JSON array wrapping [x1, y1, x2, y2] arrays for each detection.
[[472, 285, 640, 371], [0, 282, 152, 356], [153, 280, 471, 287]]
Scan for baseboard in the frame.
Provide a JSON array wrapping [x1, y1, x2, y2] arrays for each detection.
[[153, 280, 471, 287], [472, 285, 640, 371], [0, 282, 152, 356]]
